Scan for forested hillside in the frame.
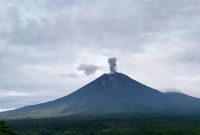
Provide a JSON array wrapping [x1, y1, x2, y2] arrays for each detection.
[[6, 114, 200, 135], [0, 121, 17, 135]]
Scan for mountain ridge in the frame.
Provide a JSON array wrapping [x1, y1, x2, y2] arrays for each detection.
[[1, 72, 200, 119]]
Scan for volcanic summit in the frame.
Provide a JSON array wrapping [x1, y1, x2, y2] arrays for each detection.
[[1, 58, 200, 119]]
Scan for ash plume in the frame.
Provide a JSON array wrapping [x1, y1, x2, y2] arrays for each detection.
[[108, 57, 117, 73]]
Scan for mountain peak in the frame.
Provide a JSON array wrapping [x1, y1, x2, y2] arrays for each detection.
[[1, 72, 200, 119], [95, 72, 134, 87]]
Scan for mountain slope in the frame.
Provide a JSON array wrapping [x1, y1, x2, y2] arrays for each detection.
[[165, 92, 200, 111], [1, 73, 200, 119]]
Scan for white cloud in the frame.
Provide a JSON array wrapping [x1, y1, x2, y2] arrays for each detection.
[[0, 89, 35, 97], [0, 108, 16, 112]]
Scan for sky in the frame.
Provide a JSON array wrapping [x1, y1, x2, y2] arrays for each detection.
[[0, 0, 200, 112]]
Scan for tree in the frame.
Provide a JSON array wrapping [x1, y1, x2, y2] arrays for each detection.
[[0, 121, 18, 135]]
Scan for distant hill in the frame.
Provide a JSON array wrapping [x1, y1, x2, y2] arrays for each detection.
[[1, 72, 200, 119]]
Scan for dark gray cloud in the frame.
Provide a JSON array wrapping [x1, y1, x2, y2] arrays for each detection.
[[78, 64, 102, 75], [0, 0, 200, 111]]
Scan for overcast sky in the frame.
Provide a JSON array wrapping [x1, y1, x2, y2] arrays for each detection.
[[0, 0, 200, 112]]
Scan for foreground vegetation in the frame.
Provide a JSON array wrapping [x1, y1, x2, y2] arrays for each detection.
[[5, 113, 200, 135], [0, 121, 18, 135]]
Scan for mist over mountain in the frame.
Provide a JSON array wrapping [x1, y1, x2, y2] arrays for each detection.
[[1, 72, 200, 119]]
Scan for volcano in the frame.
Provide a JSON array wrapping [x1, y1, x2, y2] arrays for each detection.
[[1, 72, 200, 119]]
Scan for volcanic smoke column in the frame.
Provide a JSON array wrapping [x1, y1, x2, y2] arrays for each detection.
[[108, 57, 117, 73]]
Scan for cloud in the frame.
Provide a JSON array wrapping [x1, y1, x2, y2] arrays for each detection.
[[77, 64, 102, 75], [0, 89, 35, 97], [0, 0, 200, 110], [61, 73, 78, 78], [0, 108, 16, 113]]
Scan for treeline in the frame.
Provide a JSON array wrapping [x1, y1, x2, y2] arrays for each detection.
[[6, 114, 200, 135]]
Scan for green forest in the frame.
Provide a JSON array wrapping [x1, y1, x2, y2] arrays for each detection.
[[0, 121, 17, 135], [2, 113, 200, 135]]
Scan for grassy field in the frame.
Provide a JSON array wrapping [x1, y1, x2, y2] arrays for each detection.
[[4, 113, 200, 135]]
